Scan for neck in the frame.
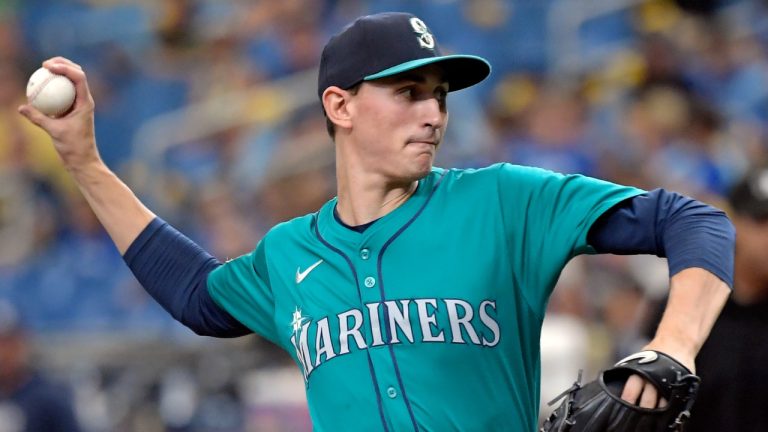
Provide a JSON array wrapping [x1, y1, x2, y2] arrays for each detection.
[[335, 151, 418, 226]]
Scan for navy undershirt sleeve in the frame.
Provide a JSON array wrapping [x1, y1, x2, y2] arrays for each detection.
[[587, 189, 734, 288], [123, 218, 252, 337]]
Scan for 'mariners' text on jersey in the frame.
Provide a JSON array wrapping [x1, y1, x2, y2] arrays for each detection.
[[289, 298, 500, 380]]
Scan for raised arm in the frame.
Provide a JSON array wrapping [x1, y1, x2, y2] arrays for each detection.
[[18, 57, 249, 337], [18, 57, 154, 254]]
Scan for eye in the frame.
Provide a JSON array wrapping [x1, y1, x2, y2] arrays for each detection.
[[435, 88, 448, 102], [435, 88, 448, 109], [398, 86, 416, 98]]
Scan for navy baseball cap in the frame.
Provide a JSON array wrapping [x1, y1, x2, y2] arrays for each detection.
[[317, 12, 491, 99]]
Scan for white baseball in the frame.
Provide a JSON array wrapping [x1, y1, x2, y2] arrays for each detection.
[[26, 67, 76, 117]]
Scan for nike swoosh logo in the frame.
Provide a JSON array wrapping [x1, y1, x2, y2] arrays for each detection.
[[296, 259, 324, 284], [615, 350, 658, 366]]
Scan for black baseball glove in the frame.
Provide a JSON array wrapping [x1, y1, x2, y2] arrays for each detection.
[[540, 350, 700, 432]]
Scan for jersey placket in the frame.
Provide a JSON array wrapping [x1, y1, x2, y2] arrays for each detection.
[[313, 171, 445, 431], [357, 235, 417, 431], [357, 171, 446, 432]]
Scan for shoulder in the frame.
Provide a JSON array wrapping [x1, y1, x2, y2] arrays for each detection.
[[262, 212, 318, 248], [222, 212, 319, 275], [435, 163, 558, 190]]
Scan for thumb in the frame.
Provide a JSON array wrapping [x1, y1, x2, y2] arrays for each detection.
[[18, 104, 52, 131]]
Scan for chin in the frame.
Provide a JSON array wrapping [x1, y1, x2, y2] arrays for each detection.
[[411, 160, 434, 179], [392, 164, 431, 184]]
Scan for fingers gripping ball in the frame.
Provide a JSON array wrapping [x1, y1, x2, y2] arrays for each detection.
[[26, 67, 76, 117], [541, 351, 701, 432]]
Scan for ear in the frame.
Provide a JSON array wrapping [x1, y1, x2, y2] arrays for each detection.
[[322, 86, 354, 132]]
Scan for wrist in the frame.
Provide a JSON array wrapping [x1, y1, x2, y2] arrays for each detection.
[[67, 157, 111, 185], [642, 340, 697, 373]]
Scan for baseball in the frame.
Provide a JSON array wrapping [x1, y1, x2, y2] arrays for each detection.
[[26, 67, 76, 117]]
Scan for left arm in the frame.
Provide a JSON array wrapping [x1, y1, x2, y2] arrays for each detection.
[[624, 267, 729, 407], [588, 188, 734, 407], [643, 267, 730, 370]]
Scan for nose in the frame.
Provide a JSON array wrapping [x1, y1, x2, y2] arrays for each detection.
[[420, 97, 446, 131]]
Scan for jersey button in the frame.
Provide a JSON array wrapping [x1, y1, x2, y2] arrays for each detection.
[[386, 387, 398, 399], [364, 277, 376, 288], [360, 248, 370, 260]]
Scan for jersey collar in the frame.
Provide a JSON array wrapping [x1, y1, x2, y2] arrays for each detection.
[[316, 168, 445, 246]]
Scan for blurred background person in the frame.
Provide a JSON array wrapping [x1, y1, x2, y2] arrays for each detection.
[[0, 301, 81, 432]]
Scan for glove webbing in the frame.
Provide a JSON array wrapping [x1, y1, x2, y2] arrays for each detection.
[[669, 373, 701, 431], [543, 370, 583, 432]]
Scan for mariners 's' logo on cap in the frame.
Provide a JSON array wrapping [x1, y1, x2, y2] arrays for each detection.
[[410, 17, 435, 49]]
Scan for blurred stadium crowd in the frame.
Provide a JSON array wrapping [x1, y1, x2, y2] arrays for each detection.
[[0, 0, 767, 431]]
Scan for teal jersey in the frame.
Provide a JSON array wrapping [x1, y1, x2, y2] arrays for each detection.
[[208, 163, 643, 432]]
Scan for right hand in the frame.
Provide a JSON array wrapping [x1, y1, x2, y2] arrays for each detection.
[[18, 57, 100, 171]]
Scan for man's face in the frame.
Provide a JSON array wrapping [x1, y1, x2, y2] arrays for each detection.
[[345, 65, 449, 183]]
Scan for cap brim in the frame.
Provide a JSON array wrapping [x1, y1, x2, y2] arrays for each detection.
[[363, 55, 491, 92]]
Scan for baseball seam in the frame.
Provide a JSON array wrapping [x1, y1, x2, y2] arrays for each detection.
[[28, 72, 57, 103]]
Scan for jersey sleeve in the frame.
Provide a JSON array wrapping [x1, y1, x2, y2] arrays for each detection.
[[207, 238, 279, 344], [496, 163, 644, 314]]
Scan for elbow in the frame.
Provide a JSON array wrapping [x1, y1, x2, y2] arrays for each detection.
[[711, 205, 736, 248], [183, 319, 220, 337], [176, 304, 222, 337], [177, 289, 253, 338], [193, 324, 252, 338], [725, 213, 736, 244], [179, 313, 250, 338], [170, 305, 217, 336]]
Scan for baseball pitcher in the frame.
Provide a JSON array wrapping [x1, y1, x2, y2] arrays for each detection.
[[19, 12, 733, 432]]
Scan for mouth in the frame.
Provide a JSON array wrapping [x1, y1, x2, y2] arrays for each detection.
[[407, 137, 439, 147], [407, 128, 441, 147], [407, 141, 438, 157]]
